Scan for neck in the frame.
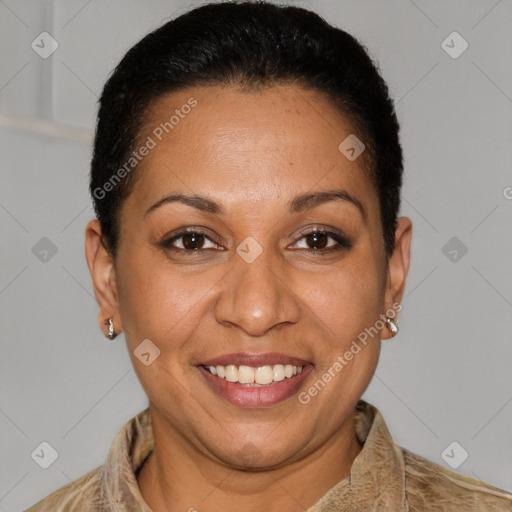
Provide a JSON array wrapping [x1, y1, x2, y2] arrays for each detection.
[[137, 408, 363, 512]]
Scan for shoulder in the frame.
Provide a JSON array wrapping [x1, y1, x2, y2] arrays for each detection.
[[402, 447, 512, 511], [23, 465, 104, 512]]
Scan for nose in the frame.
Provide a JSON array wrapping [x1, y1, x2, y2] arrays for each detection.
[[213, 248, 301, 337]]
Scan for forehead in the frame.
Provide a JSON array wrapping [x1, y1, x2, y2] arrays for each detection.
[[129, 84, 378, 214]]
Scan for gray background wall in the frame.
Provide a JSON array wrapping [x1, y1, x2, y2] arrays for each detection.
[[1, 0, 511, 510]]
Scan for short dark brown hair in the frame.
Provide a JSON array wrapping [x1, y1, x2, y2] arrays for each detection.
[[90, 1, 403, 259]]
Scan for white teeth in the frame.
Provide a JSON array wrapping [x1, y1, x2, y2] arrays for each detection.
[[238, 365, 255, 384], [205, 363, 304, 385], [273, 364, 285, 382], [255, 365, 274, 385], [225, 365, 238, 383]]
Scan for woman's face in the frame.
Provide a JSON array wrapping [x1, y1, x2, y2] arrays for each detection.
[[86, 84, 411, 469]]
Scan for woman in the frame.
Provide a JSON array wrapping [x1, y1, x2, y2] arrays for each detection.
[[25, 1, 512, 511]]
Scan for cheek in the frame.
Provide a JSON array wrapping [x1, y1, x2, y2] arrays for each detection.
[[115, 247, 211, 351], [297, 250, 384, 400], [303, 257, 384, 342]]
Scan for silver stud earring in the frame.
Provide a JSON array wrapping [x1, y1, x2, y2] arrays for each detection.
[[385, 316, 399, 337], [104, 318, 117, 340]]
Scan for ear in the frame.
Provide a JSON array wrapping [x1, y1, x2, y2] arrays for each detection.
[[382, 216, 412, 339], [85, 219, 122, 338]]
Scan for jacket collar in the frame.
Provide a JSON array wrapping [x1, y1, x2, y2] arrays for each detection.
[[306, 400, 408, 510], [100, 400, 408, 511]]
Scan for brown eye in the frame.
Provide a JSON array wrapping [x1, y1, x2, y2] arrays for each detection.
[[304, 232, 330, 250], [161, 230, 220, 252], [181, 233, 206, 250], [291, 228, 353, 254]]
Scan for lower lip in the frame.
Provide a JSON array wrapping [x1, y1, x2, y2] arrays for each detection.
[[198, 365, 314, 408]]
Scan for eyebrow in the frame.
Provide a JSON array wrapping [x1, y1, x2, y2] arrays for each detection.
[[144, 188, 367, 223]]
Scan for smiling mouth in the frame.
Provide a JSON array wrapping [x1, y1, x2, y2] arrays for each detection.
[[201, 363, 304, 386], [197, 353, 314, 407]]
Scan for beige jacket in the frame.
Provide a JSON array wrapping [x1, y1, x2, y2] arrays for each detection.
[[24, 400, 512, 511]]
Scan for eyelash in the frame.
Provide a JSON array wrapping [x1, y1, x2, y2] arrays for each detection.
[[160, 226, 353, 255]]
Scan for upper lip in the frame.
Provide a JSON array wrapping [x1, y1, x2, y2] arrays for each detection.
[[199, 352, 312, 367]]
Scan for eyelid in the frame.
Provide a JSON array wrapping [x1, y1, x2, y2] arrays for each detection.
[[164, 225, 219, 239], [293, 225, 348, 239], [293, 224, 351, 241]]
